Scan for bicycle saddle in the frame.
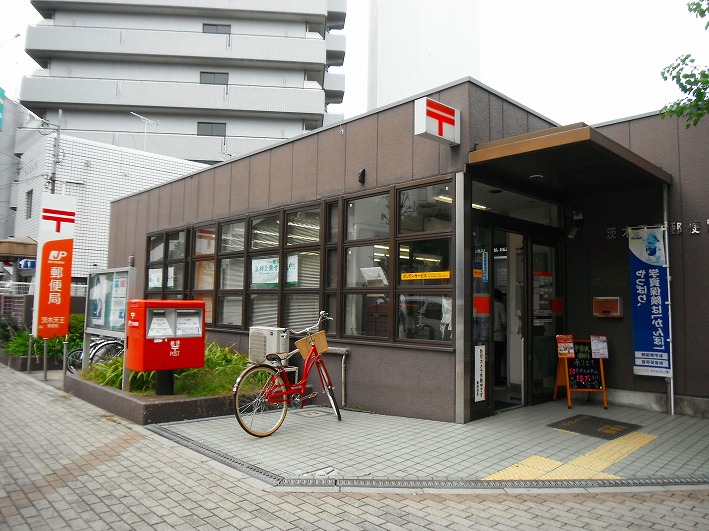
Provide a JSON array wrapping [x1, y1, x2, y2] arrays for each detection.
[[265, 354, 283, 363]]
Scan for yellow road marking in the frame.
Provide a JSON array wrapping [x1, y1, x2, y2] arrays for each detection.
[[484, 432, 658, 481]]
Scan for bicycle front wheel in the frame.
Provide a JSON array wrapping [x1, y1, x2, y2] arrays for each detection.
[[317, 359, 341, 421], [234, 365, 288, 437], [66, 348, 83, 373]]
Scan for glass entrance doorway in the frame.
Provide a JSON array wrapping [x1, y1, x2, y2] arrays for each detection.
[[469, 183, 564, 417], [492, 229, 524, 411]]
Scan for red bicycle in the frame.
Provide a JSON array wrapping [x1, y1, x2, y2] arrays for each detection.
[[233, 311, 341, 437]]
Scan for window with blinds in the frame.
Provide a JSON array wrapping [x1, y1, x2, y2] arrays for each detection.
[[146, 176, 455, 343]]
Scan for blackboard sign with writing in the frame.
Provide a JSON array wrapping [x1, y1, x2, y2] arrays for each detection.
[[568, 340, 602, 390]]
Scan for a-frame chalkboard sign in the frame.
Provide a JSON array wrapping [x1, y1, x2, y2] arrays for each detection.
[[553, 335, 608, 409]]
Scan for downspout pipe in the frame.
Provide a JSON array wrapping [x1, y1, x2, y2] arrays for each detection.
[[663, 184, 675, 415], [326, 347, 350, 407]]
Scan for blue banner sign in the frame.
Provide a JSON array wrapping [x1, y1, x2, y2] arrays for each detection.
[[629, 227, 671, 377]]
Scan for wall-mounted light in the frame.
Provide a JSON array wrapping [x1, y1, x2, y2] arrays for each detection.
[[358, 168, 366, 184]]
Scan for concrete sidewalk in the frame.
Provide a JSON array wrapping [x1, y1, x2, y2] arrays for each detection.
[[25, 366, 709, 490], [152, 393, 709, 490], [3, 364, 709, 530]]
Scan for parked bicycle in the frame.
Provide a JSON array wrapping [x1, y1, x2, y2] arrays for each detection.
[[66, 336, 124, 373], [233, 311, 341, 437]]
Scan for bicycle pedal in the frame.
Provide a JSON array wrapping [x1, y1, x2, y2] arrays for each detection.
[[303, 392, 318, 400]]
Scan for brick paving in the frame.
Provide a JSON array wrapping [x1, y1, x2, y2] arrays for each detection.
[[1, 364, 708, 530]]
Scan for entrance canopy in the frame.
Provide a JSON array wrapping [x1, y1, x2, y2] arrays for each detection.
[[467, 123, 672, 201], [0, 237, 37, 261]]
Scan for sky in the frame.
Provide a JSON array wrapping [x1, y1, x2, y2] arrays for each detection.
[[2, 0, 707, 125]]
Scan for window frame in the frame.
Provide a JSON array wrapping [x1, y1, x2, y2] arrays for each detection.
[[200, 71, 229, 85], [341, 190, 394, 340], [145, 228, 190, 299], [203, 23, 231, 34], [394, 180, 455, 343], [214, 218, 247, 328], [197, 122, 227, 137], [143, 175, 455, 345], [25, 190, 33, 219]]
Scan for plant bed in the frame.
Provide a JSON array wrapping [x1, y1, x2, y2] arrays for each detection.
[[63, 371, 234, 425], [0, 350, 63, 372]]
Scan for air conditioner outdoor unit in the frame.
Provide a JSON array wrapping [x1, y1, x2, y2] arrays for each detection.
[[248, 326, 289, 365]]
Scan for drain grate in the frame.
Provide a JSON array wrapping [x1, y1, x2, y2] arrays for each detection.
[[146, 425, 284, 486]]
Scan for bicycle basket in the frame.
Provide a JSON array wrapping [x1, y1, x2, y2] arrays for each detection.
[[295, 330, 328, 358]]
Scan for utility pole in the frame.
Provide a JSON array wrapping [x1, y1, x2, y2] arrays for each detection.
[[48, 109, 62, 194]]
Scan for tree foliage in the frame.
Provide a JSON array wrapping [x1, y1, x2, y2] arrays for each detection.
[[661, 1, 709, 127]]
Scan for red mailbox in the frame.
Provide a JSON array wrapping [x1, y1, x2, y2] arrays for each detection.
[[125, 299, 206, 372]]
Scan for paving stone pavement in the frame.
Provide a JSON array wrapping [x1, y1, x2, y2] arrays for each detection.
[[1, 364, 708, 530]]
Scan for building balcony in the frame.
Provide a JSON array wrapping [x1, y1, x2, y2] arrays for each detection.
[[14, 128, 288, 164], [324, 72, 345, 104], [31, 0, 330, 21], [20, 77, 326, 119], [325, 32, 346, 67], [25, 23, 326, 70], [327, 0, 347, 30]]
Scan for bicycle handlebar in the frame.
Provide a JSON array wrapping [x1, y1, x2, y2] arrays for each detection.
[[288, 310, 332, 336]]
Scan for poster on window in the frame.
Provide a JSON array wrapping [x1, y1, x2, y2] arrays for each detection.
[[109, 272, 128, 331], [252, 256, 298, 286], [474, 345, 486, 402], [148, 268, 162, 289], [629, 227, 671, 377]]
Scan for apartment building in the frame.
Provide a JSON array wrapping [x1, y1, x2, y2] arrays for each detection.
[[19, 0, 347, 164]]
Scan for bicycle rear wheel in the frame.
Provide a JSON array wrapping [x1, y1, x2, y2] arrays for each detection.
[[316, 359, 341, 421], [91, 341, 124, 365], [234, 365, 288, 437]]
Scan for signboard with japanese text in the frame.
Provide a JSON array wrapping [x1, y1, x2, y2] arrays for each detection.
[[590, 335, 609, 359], [556, 334, 575, 358], [401, 271, 450, 281], [568, 340, 602, 390], [474, 345, 486, 402], [629, 227, 671, 377], [414, 97, 460, 146], [251, 255, 297, 286], [32, 193, 76, 339]]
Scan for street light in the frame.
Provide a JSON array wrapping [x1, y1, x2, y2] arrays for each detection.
[[129, 112, 158, 150]]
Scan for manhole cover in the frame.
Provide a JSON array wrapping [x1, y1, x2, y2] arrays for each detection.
[[296, 409, 330, 417]]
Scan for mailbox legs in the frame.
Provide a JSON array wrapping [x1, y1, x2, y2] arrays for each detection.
[[155, 370, 175, 395]]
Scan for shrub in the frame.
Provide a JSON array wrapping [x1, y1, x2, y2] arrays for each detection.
[[0, 314, 24, 345], [2, 314, 86, 359], [69, 314, 84, 335], [175, 342, 250, 397], [4, 331, 31, 355], [83, 342, 249, 397], [84, 355, 155, 392]]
